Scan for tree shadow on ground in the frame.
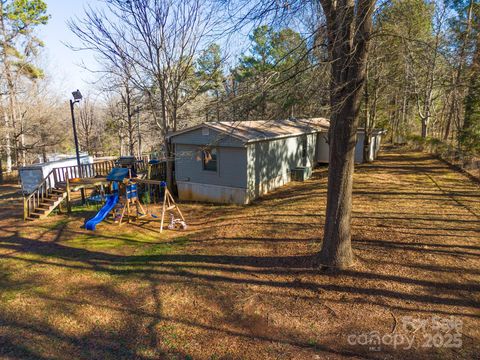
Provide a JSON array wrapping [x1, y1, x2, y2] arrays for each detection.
[[0, 149, 479, 359]]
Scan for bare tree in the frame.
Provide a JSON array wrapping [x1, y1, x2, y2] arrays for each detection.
[[0, 0, 49, 172], [77, 96, 102, 156], [68, 4, 141, 157], [102, 75, 139, 157], [70, 0, 219, 189], [14, 75, 69, 163], [410, 3, 448, 138]]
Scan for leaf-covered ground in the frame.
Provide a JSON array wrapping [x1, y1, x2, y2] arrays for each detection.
[[0, 148, 479, 359]]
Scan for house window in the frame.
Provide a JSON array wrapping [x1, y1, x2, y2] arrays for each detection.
[[202, 127, 210, 136], [202, 148, 217, 171]]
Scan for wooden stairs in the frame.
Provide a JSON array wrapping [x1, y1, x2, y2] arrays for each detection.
[[25, 189, 67, 221], [22, 159, 120, 221]]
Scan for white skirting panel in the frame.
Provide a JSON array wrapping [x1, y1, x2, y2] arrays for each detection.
[[177, 181, 250, 205]]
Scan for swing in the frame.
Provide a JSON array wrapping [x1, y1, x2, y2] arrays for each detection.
[[137, 181, 187, 232]]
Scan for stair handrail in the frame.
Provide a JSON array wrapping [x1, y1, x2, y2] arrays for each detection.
[[23, 168, 57, 220], [22, 160, 116, 220]]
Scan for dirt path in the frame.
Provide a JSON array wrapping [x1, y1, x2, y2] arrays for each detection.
[[0, 149, 478, 359]]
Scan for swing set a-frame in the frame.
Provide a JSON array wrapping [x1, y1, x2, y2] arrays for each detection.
[[136, 179, 186, 232]]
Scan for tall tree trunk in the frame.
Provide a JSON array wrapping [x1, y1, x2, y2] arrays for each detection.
[[119, 134, 124, 156], [125, 84, 135, 157], [421, 118, 428, 138], [216, 89, 220, 121], [159, 79, 173, 192], [136, 109, 142, 159], [20, 120, 26, 166], [363, 67, 371, 163], [458, 0, 475, 135], [0, 2, 12, 173], [165, 137, 173, 189], [400, 63, 409, 144], [3, 109, 12, 173], [128, 118, 134, 156], [86, 130, 91, 154], [444, 91, 454, 141], [4, 50, 19, 167], [42, 146, 47, 163], [420, 16, 441, 139], [462, 20, 480, 140], [399, 99, 407, 143], [319, 0, 375, 268]]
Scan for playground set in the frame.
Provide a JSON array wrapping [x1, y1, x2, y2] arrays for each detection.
[[83, 168, 187, 232], [22, 157, 187, 232]]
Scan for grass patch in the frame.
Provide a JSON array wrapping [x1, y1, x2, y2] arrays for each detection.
[[70, 203, 100, 213], [41, 217, 71, 230], [0, 270, 44, 304], [136, 237, 190, 257], [65, 233, 149, 251], [63, 230, 186, 255]]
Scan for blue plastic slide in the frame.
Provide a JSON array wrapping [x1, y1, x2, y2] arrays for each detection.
[[85, 193, 119, 231]]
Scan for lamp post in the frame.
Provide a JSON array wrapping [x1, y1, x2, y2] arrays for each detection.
[[69, 89, 85, 203]]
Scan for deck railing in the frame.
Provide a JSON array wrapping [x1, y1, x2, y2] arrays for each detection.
[[52, 160, 116, 184], [146, 161, 168, 180]]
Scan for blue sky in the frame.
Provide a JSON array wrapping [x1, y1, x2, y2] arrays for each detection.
[[38, 0, 101, 97], [36, 0, 267, 99]]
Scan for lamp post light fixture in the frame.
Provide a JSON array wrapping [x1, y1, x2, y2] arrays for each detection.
[[69, 89, 85, 203], [72, 89, 83, 101]]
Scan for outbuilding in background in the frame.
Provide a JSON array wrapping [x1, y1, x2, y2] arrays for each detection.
[[19, 154, 93, 194]]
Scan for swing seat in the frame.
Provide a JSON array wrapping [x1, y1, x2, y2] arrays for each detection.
[[136, 210, 159, 219]]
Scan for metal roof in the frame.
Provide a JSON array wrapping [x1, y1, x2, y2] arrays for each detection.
[[168, 117, 330, 143]]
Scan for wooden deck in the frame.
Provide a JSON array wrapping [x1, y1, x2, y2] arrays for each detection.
[[57, 177, 110, 191]]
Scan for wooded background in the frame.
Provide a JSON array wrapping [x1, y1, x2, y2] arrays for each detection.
[[0, 0, 478, 177]]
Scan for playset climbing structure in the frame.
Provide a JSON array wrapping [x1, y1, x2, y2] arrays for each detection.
[[21, 155, 187, 233], [84, 168, 187, 232]]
